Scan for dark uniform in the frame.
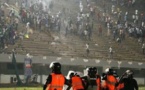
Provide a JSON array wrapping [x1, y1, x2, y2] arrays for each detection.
[[82, 67, 101, 90], [117, 70, 138, 90]]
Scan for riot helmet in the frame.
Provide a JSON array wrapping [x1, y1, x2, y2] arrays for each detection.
[[88, 67, 93, 76], [70, 72, 75, 79], [88, 67, 96, 78], [105, 68, 114, 75], [125, 70, 134, 78], [49, 61, 57, 68], [92, 67, 98, 74], [49, 62, 61, 73], [66, 70, 75, 79]]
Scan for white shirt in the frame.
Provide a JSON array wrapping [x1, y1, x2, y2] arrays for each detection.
[[26, 22, 30, 28], [132, 15, 135, 19], [142, 44, 145, 49], [142, 22, 144, 27], [86, 44, 89, 49], [109, 47, 112, 52], [135, 10, 138, 15], [135, 15, 138, 20], [84, 30, 88, 35]]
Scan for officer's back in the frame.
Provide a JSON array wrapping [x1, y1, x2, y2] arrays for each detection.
[[43, 62, 70, 90]]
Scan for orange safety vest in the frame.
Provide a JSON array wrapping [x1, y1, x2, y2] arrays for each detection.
[[106, 75, 117, 90], [47, 74, 65, 90], [96, 75, 101, 90], [71, 76, 84, 90], [117, 83, 124, 90], [102, 80, 107, 89]]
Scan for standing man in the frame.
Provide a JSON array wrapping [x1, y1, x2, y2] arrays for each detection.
[[43, 62, 70, 90], [24, 53, 33, 84], [93, 67, 101, 90], [101, 68, 118, 90], [0, 25, 4, 49], [98, 25, 102, 36], [117, 70, 138, 90], [82, 67, 101, 90], [85, 43, 90, 57], [109, 46, 113, 59], [142, 43, 145, 54]]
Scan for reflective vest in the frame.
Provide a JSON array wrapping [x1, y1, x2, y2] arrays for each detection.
[[117, 83, 124, 90], [96, 75, 101, 90], [106, 75, 117, 90], [72, 76, 84, 90], [47, 74, 65, 90]]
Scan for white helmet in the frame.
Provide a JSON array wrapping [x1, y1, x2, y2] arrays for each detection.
[[75, 71, 83, 77], [49, 61, 57, 68], [105, 68, 110, 73], [66, 70, 75, 79], [126, 70, 133, 75], [84, 67, 89, 76]]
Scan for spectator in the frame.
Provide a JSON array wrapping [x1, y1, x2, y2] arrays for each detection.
[[116, 37, 121, 44], [142, 43, 145, 54], [86, 43, 90, 57], [109, 46, 113, 59], [98, 25, 102, 36], [24, 53, 33, 84]]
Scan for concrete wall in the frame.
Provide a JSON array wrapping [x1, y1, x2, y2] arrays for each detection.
[[0, 74, 145, 85], [0, 74, 47, 84]]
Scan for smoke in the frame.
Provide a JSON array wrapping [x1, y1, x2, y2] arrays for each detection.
[[28, 0, 53, 11]]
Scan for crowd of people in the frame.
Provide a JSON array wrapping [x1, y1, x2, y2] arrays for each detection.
[[43, 61, 138, 90], [0, 0, 142, 89], [0, 2, 20, 50], [1, 0, 145, 57], [0, 0, 55, 50], [83, 0, 145, 57], [95, 0, 145, 52]]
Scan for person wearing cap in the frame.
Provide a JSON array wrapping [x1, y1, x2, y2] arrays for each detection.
[[116, 70, 138, 90], [67, 72, 85, 90], [43, 62, 70, 90]]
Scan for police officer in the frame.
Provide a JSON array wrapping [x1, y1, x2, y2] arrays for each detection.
[[82, 67, 94, 89], [82, 67, 101, 90], [117, 70, 138, 90], [43, 62, 70, 90], [101, 68, 118, 90], [93, 67, 101, 90], [68, 72, 85, 90]]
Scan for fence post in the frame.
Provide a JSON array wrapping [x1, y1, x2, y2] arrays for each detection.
[[0, 73, 1, 84], [144, 78, 145, 86], [0, 64, 1, 84]]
